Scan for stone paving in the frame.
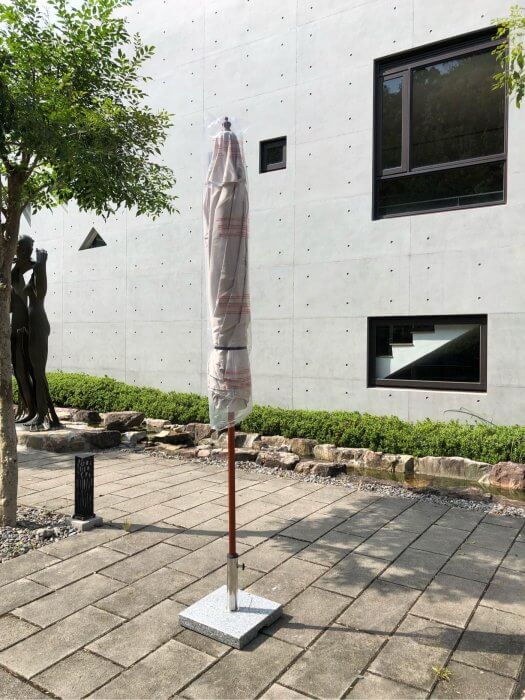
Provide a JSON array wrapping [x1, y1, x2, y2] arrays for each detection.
[[0, 447, 524, 699]]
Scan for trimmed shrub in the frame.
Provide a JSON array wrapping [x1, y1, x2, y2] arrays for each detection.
[[18, 372, 525, 465]]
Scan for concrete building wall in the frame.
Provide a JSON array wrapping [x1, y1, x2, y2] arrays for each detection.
[[22, 0, 525, 424]]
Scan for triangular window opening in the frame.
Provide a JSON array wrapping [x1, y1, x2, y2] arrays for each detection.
[[79, 227, 107, 251]]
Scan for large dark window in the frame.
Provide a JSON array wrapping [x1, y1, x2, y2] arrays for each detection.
[[368, 315, 487, 391], [375, 31, 506, 218]]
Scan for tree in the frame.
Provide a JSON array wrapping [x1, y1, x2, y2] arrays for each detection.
[[493, 4, 525, 107], [0, 0, 176, 525]]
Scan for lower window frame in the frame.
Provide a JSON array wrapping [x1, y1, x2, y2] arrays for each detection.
[[367, 314, 488, 392]]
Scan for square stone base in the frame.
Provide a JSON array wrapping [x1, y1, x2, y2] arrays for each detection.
[[179, 585, 282, 649], [70, 515, 103, 532]]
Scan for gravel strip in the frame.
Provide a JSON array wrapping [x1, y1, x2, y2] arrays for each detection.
[[139, 447, 525, 520], [0, 507, 77, 563]]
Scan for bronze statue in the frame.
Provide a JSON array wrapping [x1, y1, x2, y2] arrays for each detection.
[[11, 235, 60, 430]]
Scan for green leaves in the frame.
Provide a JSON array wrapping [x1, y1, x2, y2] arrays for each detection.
[[492, 5, 525, 108], [0, 0, 175, 219]]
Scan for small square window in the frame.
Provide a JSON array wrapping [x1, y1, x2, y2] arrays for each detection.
[[260, 137, 286, 173]]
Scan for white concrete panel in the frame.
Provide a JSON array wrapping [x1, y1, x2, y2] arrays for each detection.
[[62, 323, 125, 374], [251, 319, 294, 378], [127, 218, 202, 277], [294, 195, 410, 265], [295, 131, 372, 203], [407, 389, 490, 424], [125, 369, 202, 393], [48, 322, 62, 372], [297, 0, 414, 84], [22, 207, 63, 242], [126, 0, 205, 69], [294, 257, 410, 318], [297, 0, 373, 25], [249, 158, 295, 212], [126, 271, 202, 322], [293, 316, 366, 381], [250, 265, 293, 320], [203, 34, 296, 105], [251, 206, 294, 268], [63, 278, 125, 324], [205, 0, 297, 54], [126, 321, 201, 375], [252, 375, 293, 408], [146, 60, 204, 117], [487, 314, 525, 388], [409, 246, 525, 316], [409, 199, 525, 256], [295, 63, 373, 143], [413, 0, 510, 46]]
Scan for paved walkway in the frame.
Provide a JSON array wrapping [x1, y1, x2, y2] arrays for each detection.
[[0, 447, 523, 699]]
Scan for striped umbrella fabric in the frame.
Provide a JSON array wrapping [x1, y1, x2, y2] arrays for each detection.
[[204, 120, 252, 430]]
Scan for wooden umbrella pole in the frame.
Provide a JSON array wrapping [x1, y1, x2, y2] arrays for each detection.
[[227, 411, 238, 611], [227, 412, 236, 556]]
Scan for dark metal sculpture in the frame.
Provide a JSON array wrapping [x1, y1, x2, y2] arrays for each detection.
[[11, 235, 60, 430], [73, 455, 95, 520]]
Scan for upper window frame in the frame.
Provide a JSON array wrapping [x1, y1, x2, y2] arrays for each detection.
[[373, 29, 508, 219]]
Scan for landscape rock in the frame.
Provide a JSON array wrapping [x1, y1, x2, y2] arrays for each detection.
[[186, 422, 213, 443], [335, 447, 367, 465], [103, 411, 145, 432], [55, 407, 73, 421], [18, 429, 86, 453], [362, 450, 383, 470], [290, 438, 317, 458], [71, 409, 101, 424], [489, 462, 525, 491], [144, 418, 170, 432], [218, 431, 248, 448], [416, 455, 491, 480], [152, 444, 187, 456], [256, 451, 299, 470], [379, 453, 415, 474], [149, 430, 193, 446], [295, 460, 346, 477], [212, 448, 258, 462], [260, 435, 291, 450], [313, 444, 338, 461], [196, 448, 212, 458], [80, 429, 121, 450], [121, 431, 148, 447], [244, 433, 261, 449]]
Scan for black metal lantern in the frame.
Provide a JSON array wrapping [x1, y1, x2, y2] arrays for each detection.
[[73, 455, 95, 520]]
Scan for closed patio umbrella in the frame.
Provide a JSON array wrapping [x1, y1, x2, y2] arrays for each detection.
[[179, 117, 281, 647], [203, 117, 252, 611]]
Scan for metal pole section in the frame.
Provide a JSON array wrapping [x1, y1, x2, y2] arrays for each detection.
[[226, 411, 238, 611]]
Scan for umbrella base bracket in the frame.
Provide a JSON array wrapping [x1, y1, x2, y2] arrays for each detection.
[[179, 585, 282, 649]]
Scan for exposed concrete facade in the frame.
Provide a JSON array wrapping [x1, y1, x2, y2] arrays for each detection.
[[22, 0, 525, 423]]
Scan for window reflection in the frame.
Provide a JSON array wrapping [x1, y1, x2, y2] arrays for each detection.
[[412, 51, 505, 168], [382, 76, 403, 169]]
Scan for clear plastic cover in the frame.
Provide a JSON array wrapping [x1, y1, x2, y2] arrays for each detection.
[[204, 117, 252, 430]]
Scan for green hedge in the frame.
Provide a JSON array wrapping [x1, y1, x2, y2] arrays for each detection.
[[19, 372, 525, 464]]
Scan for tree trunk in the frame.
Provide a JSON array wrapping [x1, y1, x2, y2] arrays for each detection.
[[0, 202, 22, 526]]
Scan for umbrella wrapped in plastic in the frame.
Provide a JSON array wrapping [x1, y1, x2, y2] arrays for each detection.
[[179, 118, 282, 645], [204, 118, 252, 430]]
